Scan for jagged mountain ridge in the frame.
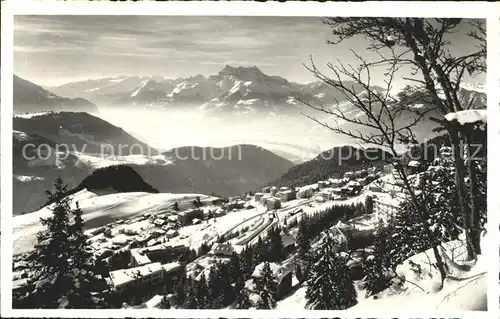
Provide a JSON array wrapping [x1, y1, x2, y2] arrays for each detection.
[[49, 65, 371, 111]]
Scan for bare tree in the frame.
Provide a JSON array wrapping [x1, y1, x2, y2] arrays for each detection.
[[300, 47, 448, 286], [303, 18, 485, 261]]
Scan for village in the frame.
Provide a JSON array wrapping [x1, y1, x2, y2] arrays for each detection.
[[11, 145, 457, 309]]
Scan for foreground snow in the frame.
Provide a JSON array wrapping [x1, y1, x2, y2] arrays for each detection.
[[12, 189, 217, 255], [278, 232, 487, 311]]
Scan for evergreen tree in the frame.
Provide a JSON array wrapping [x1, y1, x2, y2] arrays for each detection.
[[296, 220, 311, 281], [66, 202, 100, 308], [160, 295, 171, 309], [194, 273, 209, 309], [234, 276, 252, 309], [174, 275, 187, 306], [28, 177, 98, 308], [207, 266, 224, 308], [229, 253, 242, 284], [252, 237, 266, 265], [255, 262, 278, 309], [241, 246, 254, 280], [305, 234, 357, 310], [183, 281, 198, 309], [267, 227, 285, 262]]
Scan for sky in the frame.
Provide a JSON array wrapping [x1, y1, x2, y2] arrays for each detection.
[[14, 16, 486, 87]]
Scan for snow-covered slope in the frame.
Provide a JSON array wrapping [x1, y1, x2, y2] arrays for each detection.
[[13, 190, 218, 255]]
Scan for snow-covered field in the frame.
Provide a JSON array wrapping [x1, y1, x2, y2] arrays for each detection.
[[12, 189, 218, 255]]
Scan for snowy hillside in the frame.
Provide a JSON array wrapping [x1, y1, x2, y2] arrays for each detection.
[[13, 190, 218, 255]]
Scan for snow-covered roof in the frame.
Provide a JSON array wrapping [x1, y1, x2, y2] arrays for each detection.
[[252, 262, 292, 283], [212, 242, 234, 253], [167, 215, 178, 222], [162, 262, 183, 274], [145, 295, 164, 308], [109, 262, 163, 288], [445, 109, 486, 125], [131, 248, 152, 265]]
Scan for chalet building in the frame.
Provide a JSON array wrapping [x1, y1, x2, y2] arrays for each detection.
[[278, 189, 296, 202], [177, 209, 203, 226], [317, 181, 327, 189], [153, 218, 167, 227], [296, 185, 315, 199], [252, 262, 293, 299], [329, 178, 343, 188], [260, 195, 270, 205], [254, 192, 264, 202], [109, 262, 164, 294], [211, 242, 235, 257], [266, 197, 281, 210], [270, 186, 278, 196]]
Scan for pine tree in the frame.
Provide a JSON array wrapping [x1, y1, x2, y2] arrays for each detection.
[[183, 281, 198, 309], [296, 220, 311, 282], [252, 237, 266, 265], [255, 262, 277, 309], [207, 266, 224, 308], [241, 246, 254, 280], [66, 202, 100, 308], [174, 275, 187, 306], [160, 295, 171, 309], [194, 273, 209, 309], [267, 227, 285, 262], [234, 277, 252, 309], [305, 234, 357, 310], [229, 253, 242, 284], [28, 177, 78, 308]]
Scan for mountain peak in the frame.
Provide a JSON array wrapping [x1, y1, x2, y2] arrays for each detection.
[[219, 65, 263, 77]]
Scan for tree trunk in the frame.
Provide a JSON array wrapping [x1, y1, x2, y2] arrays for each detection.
[[465, 132, 481, 255], [396, 166, 447, 287], [448, 129, 474, 260]]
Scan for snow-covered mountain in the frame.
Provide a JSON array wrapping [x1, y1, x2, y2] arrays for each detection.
[[14, 75, 98, 114], [48, 75, 153, 105], [51, 66, 374, 113]]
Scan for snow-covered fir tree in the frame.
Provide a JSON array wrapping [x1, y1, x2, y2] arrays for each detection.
[[296, 220, 311, 282], [194, 273, 209, 309], [24, 177, 101, 308], [234, 275, 252, 309], [255, 262, 278, 309], [267, 227, 285, 262], [305, 233, 357, 310]]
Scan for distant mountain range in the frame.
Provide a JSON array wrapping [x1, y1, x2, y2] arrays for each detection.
[[18, 65, 486, 118], [14, 75, 98, 115], [12, 111, 294, 214], [46, 65, 371, 113]]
